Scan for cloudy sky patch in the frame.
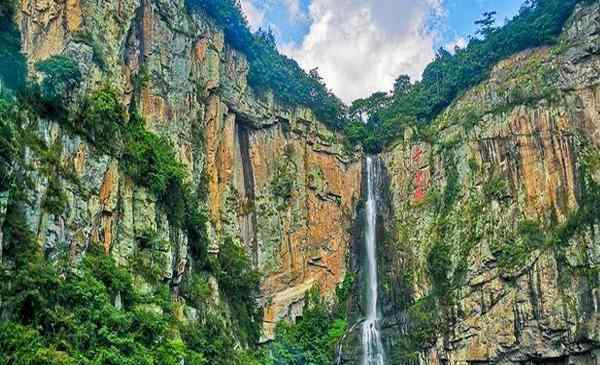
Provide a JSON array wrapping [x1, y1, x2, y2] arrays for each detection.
[[241, 0, 523, 103]]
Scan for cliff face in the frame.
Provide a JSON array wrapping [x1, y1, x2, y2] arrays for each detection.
[[5, 0, 362, 340], [377, 4, 600, 364]]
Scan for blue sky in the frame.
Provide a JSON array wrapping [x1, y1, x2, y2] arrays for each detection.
[[240, 0, 525, 102], [443, 0, 524, 46]]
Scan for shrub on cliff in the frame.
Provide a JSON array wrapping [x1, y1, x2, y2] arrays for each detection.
[[213, 237, 262, 344], [79, 89, 211, 267], [272, 158, 297, 203], [26, 55, 82, 120], [35, 56, 82, 104], [0, 96, 17, 190], [122, 115, 186, 200], [80, 87, 124, 146], [261, 287, 348, 365]]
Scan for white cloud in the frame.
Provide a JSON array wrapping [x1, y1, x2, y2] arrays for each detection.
[[239, 0, 265, 30], [446, 36, 467, 53], [284, 0, 306, 22], [281, 0, 445, 103]]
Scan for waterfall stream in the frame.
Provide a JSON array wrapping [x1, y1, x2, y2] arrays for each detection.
[[361, 156, 385, 365]]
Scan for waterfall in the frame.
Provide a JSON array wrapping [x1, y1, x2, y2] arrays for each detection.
[[361, 156, 385, 365]]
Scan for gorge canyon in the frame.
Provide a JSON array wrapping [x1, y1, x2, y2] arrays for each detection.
[[0, 0, 599, 364]]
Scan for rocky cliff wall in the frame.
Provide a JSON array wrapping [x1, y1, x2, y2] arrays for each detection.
[[376, 4, 600, 364], [4, 0, 362, 340]]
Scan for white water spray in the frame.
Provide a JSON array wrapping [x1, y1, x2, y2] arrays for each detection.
[[361, 156, 385, 365]]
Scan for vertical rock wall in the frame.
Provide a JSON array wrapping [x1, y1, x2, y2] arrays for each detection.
[[377, 4, 600, 364], [10, 0, 363, 340]]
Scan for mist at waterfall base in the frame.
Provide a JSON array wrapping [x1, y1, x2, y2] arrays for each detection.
[[362, 156, 386, 365]]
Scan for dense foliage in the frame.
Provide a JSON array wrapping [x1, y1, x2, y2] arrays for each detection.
[[347, 0, 587, 153], [0, 246, 206, 365], [271, 147, 297, 203], [185, 0, 346, 129], [213, 237, 262, 345], [0, 223, 262, 365], [0, 124, 208, 362], [260, 286, 350, 365], [0, 95, 17, 191], [79, 86, 125, 149], [35, 56, 82, 106], [0, 0, 26, 91]]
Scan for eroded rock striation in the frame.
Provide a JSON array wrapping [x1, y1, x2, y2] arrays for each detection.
[[375, 4, 600, 364]]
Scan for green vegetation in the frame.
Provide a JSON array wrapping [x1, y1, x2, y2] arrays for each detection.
[[122, 115, 187, 218], [0, 0, 26, 91], [213, 237, 262, 345], [42, 175, 68, 216], [0, 238, 266, 365], [132, 231, 171, 284], [0, 96, 17, 191], [74, 88, 210, 262], [260, 287, 349, 365], [348, 0, 585, 152], [185, 0, 346, 129], [13, 55, 82, 120], [180, 312, 247, 365], [0, 146, 258, 365], [180, 272, 212, 308], [427, 240, 452, 299], [482, 175, 510, 202], [79, 87, 125, 149], [0, 214, 257, 365], [0, 240, 208, 365], [392, 295, 439, 363], [272, 159, 297, 203], [491, 220, 546, 270], [35, 56, 82, 106], [121, 115, 209, 262]]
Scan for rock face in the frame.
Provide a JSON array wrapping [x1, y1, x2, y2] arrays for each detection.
[[375, 4, 600, 364], [203, 97, 362, 339], [10, 0, 362, 341]]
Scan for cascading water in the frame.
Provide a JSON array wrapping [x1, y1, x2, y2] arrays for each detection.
[[361, 156, 385, 365]]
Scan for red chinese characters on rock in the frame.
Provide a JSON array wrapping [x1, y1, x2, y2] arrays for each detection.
[[414, 170, 426, 203], [412, 147, 426, 203]]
